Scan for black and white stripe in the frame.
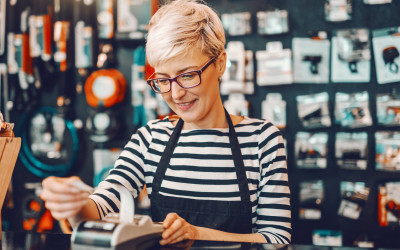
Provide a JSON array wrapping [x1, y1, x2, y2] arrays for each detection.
[[90, 116, 291, 243]]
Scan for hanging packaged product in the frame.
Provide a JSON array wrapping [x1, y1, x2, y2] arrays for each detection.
[[299, 180, 324, 220], [85, 107, 121, 143], [116, 0, 154, 40], [223, 93, 249, 116], [97, 0, 114, 39], [378, 182, 400, 226], [132, 46, 149, 127], [0, 0, 6, 56], [364, 0, 391, 4], [312, 230, 342, 247], [335, 91, 372, 128], [335, 132, 368, 170], [331, 28, 371, 83], [221, 12, 252, 36], [0, 64, 11, 123], [262, 93, 286, 129], [338, 181, 369, 220], [376, 92, 400, 126], [221, 41, 254, 95], [256, 9, 289, 35], [375, 131, 400, 171], [53, 21, 71, 72], [75, 0, 94, 69], [292, 32, 330, 83], [85, 69, 127, 108], [324, 0, 352, 22], [296, 92, 331, 129], [295, 132, 328, 169], [15, 106, 79, 178], [29, 0, 52, 61], [372, 27, 400, 84], [256, 41, 293, 86]]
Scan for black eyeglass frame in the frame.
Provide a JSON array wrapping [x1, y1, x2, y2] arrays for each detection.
[[146, 56, 217, 94]]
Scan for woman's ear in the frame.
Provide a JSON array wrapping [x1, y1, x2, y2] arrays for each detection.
[[216, 51, 227, 79]]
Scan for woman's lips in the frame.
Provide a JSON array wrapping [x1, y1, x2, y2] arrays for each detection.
[[176, 100, 197, 111]]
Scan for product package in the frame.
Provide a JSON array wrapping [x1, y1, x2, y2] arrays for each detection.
[[292, 34, 330, 83], [299, 180, 324, 220], [378, 182, 400, 227], [364, 0, 392, 4], [116, 0, 152, 40], [221, 42, 254, 95], [257, 9, 289, 35], [325, 0, 352, 22], [335, 91, 372, 128], [331, 28, 371, 83], [376, 92, 400, 126], [296, 92, 331, 129], [256, 41, 293, 86], [295, 132, 328, 169], [262, 93, 286, 129], [372, 27, 400, 84], [221, 12, 252, 36], [313, 230, 343, 247], [335, 132, 368, 170], [224, 93, 249, 117], [375, 131, 400, 171], [338, 181, 370, 220]]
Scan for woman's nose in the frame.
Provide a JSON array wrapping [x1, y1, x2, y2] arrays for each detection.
[[170, 80, 186, 99]]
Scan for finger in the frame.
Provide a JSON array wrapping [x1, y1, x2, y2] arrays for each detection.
[[163, 213, 179, 228], [50, 206, 83, 221], [162, 226, 186, 245], [40, 189, 89, 203], [160, 232, 190, 246], [44, 199, 88, 213], [162, 217, 184, 238], [42, 176, 82, 194]]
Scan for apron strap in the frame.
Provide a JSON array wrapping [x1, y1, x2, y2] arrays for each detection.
[[151, 118, 184, 195], [225, 109, 250, 203]]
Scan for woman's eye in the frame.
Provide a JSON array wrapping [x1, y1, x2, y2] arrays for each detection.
[[158, 79, 170, 85], [181, 73, 196, 80]]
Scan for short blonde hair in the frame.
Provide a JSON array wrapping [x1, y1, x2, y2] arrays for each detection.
[[145, 0, 226, 67]]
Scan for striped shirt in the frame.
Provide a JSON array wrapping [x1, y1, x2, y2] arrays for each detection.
[[90, 116, 292, 244]]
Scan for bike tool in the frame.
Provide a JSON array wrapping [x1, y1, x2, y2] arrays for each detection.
[[74, 0, 95, 94]]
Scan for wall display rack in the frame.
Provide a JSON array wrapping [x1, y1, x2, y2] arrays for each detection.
[[1, 0, 400, 248]]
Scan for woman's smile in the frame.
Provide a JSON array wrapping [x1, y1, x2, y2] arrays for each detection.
[[176, 99, 198, 111]]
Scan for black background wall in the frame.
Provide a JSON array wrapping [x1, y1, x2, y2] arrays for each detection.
[[2, 0, 400, 248]]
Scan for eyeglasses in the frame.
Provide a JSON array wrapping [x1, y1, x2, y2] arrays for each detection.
[[146, 56, 217, 94]]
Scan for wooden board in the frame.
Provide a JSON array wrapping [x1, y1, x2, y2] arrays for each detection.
[[0, 137, 21, 239]]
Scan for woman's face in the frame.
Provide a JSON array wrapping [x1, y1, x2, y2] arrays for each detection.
[[154, 48, 226, 129]]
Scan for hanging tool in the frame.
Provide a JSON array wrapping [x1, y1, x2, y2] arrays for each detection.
[[74, 0, 95, 93], [0, 0, 5, 56], [6, 0, 35, 110], [15, 106, 79, 178]]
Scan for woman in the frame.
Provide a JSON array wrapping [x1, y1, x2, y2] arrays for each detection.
[[40, 0, 291, 245]]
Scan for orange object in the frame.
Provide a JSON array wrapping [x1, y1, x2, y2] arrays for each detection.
[[378, 186, 388, 227], [84, 69, 127, 108]]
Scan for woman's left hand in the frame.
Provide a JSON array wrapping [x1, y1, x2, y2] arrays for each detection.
[[160, 213, 198, 245]]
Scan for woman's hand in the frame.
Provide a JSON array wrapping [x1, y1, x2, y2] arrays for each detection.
[[160, 213, 198, 245], [39, 176, 90, 221]]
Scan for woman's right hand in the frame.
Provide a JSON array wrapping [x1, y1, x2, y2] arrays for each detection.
[[40, 176, 91, 221]]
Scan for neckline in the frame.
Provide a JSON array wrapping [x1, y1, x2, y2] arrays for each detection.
[[165, 115, 246, 131]]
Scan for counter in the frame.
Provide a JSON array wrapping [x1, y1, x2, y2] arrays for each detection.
[[2, 231, 395, 250]]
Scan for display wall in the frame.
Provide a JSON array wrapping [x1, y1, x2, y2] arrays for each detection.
[[1, 0, 400, 248]]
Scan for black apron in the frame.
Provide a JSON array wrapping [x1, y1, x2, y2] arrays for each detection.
[[150, 109, 252, 234]]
